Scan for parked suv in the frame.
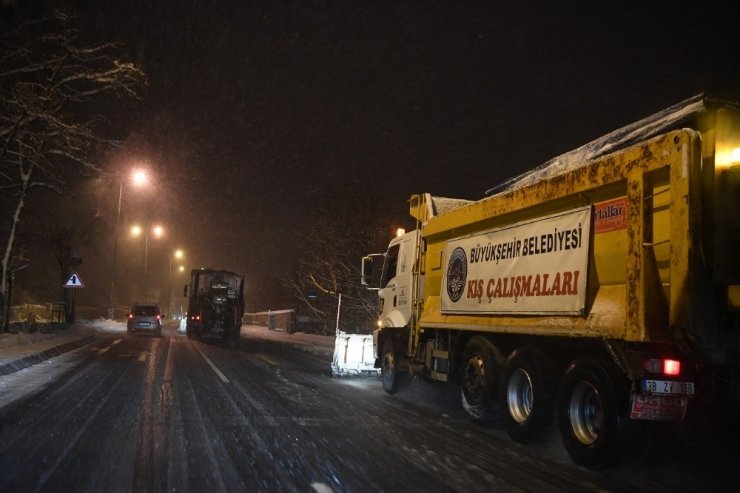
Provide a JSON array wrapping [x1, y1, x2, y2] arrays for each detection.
[[127, 303, 162, 336]]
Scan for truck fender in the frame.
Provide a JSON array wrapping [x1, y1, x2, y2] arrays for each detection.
[[381, 309, 407, 331]]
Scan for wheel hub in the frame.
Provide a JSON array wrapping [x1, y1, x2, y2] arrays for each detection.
[[568, 380, 603, 445], [507, 368, 533, 423]]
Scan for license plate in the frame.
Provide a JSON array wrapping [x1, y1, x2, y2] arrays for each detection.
[[137, 321, 150, 327], [642, 379, 695, 396], [630, 394, 688, 421]]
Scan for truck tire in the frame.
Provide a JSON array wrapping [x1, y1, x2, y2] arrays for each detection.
[[556, 357, 637, 469], [461, 336, 504, 421], [381, 339, 400, 394], [501, 348, 553, 443]]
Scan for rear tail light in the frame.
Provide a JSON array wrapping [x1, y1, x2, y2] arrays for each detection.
[[663, 359, 681, 376], [156, 315, 161, 320], [645, 358, 681, 376], [128, 313, 133, 319]]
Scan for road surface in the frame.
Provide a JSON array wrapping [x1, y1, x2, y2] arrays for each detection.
[[0, 323, 737, 492]]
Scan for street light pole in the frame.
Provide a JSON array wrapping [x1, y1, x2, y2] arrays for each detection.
[[143, 232, 149, 301], [168, 253, 172, 317], [107, 183, 123, 319], [132, 223, 163, 303], [107, 169, 149, 319], [168, 249, 183, 318]]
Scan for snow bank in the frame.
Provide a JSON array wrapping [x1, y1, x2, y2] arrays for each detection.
[[76, 318, 127, 333]]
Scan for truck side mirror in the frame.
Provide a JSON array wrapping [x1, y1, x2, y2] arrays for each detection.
[[361, 253, 385, 289], [183, 285, 188, 297]]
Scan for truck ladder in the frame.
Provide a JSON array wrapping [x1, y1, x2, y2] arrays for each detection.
[[409, 201, 450, 382], [409, 214, 425, 359]]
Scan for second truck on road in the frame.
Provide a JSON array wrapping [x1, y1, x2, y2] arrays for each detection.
[[185, 268, 245, 346]]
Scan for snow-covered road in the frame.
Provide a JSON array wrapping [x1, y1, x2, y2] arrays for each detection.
[[1, 321, 737, 492]]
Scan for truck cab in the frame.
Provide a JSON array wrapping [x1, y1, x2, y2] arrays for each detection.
[[375, 230, 418, 329]]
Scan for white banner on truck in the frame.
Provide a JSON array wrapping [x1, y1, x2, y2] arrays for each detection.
[[441, 206, 591, 315]]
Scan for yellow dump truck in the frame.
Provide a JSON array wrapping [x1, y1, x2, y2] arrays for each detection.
[[361, 94, 740, 468]]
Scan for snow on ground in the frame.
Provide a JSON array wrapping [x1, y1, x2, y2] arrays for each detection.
[[0, 319, 341, 412], [241, 324, 336, 357], [77, 318, 337, 357], [77, 318, 127, 333], [1, 318, 342, 363]]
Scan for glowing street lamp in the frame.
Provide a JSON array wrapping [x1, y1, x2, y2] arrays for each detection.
[[108, 168, 151, 319], [131, 169, 148, 186]]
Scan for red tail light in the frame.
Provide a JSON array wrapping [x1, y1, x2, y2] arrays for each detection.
[[156, 315, 161, 320], [645, 358, 681, 376], [128, 313, 133, 319], [663, 359, 681, 376]]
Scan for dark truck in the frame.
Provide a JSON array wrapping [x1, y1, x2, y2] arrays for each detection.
[[184, 268, 245, 346]]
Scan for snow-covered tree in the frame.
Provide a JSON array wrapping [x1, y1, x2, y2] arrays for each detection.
[[0, 9, 145, 329]]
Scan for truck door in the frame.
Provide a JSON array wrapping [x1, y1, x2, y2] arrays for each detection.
[[379, 231, 416, 328]]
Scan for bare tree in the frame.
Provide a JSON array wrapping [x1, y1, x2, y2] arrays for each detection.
[[0, 10, 145, 329], [284, 202, 391, 335], [36, 205, 102, 323]]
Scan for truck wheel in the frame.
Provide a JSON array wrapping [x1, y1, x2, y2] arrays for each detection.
[[381, 339, 400, 394], [461, 336, 504, 421], [501, 348, 553, 443], [556, 357, 636, 469]]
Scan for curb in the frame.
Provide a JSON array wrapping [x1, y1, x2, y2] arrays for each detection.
[[0, 335, 97, 376]]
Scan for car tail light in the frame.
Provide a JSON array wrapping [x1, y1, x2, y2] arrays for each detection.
[[645, 358, 681, 376], [128, 313, 133, 319], [156, 315, 161, 320]]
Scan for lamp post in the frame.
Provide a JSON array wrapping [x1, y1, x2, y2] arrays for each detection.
[[176, 265, 185, 318], [169, 249, 184, 317], [108, 169, 149, 320], [131, 224, 164, 302]]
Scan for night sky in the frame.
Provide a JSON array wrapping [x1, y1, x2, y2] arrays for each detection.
[[8, 1, 740, 309]]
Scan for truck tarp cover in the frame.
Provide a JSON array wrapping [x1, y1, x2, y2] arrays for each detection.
[[487, 94, 737, 195]]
